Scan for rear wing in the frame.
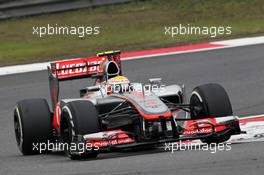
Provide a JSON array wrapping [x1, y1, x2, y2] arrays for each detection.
[[48, 50, 121, 81], [48, 50, 121, 108]]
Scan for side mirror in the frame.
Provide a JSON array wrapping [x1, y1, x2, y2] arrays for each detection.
[[80, 85, 101, 97], [86, 85, 101, 92], [149, 78, 162, 85]]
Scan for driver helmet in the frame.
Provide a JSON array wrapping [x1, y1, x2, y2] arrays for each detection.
[[107, 76, 130, 94]]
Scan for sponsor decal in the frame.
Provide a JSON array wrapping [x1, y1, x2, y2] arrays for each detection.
[[53, 57, 106, 79]]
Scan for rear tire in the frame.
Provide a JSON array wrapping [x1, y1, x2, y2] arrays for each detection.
[[14, 99, 53, 155], [190, 84, 233, 144], [60, 100, 101, 160]]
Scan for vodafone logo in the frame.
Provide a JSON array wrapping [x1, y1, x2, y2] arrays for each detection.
[[56, 62, 87, 75], [55, 58, 105, 76]]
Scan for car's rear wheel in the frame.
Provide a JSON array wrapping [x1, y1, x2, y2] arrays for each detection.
[[60, 100, 101, 160], [14, 99, 53, 155], [190, 83, 233, 144]]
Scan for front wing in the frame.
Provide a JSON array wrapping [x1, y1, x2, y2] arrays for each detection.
[[69, 116, 243, 155]]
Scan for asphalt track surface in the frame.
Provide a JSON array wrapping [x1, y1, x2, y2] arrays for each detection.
[[0, 44, 264, 175]]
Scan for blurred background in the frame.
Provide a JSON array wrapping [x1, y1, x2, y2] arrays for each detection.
[[0, 0, 263, 66]]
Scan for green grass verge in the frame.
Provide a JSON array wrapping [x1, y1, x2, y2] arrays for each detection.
[[0, 0, 264, 66]]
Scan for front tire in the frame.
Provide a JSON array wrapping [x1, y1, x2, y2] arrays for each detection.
[[190, 83, 232, 119], [190, 83, 233, 144], [14, 99, 53, 155], [60, 100, 101, 160]]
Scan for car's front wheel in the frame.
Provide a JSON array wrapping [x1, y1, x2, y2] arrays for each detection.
[[190, 83, 233, 144], [60, 100, 101, 160]]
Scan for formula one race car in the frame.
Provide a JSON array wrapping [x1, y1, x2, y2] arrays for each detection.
[[14, 50, 242, 159]]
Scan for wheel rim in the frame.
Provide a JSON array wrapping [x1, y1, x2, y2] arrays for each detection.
[[190, 93, 205, 118], [14, 114, 21, 145], [14, 108, 23, 148], [61, 118, 71, 144]]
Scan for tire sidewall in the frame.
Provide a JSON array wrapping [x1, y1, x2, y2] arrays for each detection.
[[14, 99, 52, 155]]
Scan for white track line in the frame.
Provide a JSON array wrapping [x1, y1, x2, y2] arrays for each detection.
[[240, 114, 264, 120], [0, 62, 50, 76], [212, 36, 264, 46], [0, 35, 264, 76]]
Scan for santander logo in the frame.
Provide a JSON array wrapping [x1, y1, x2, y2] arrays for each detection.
[[183, 128, 212, 135]]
